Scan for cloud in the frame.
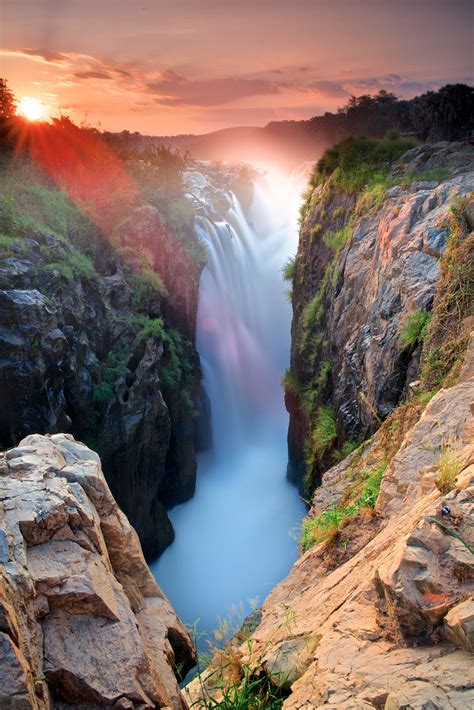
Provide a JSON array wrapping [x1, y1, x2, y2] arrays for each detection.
[[148, 77, 280, 106], [74, 70, 112, 80], [18, 48, 70, 63], [307, 80, 349, 98]]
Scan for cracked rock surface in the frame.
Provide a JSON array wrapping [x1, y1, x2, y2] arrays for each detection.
[[0, 433, 196, 709]]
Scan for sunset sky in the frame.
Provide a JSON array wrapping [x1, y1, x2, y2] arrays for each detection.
[[1, 0, 472, 136]]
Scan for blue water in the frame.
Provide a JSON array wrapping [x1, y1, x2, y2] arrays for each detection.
[[150, 165, 307, 645]]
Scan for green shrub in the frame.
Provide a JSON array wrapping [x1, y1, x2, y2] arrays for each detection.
[[92, 381, 113, 404], [399, 309, 431, 349], [134, 315, 166, 340], [282, 256, 296, 282], [45, 261, 74, 281]]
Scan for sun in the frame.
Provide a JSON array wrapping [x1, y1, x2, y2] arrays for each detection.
[[18, 96, 45, 122]]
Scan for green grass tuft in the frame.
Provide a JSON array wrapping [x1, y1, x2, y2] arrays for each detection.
[[399, 309, 431, 349]]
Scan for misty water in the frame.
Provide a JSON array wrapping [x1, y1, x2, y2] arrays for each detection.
[[151, 165, 307, 645]]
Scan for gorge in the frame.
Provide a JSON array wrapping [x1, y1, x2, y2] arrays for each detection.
[[1, 117, 473, 708], [152, 165, 307, 642]]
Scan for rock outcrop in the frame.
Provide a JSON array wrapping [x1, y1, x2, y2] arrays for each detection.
[[0, 210, 202, 559], [186, 335, 474, 708], [287, 142, 474, 488], [0, 433, 196, 709]]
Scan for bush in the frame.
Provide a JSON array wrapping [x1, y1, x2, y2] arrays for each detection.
[[399, 309, 431, 349], [92, 381, 113, 404]]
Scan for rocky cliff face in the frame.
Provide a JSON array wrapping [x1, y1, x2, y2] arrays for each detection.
[[0, 202, 203, 559], [286, 142, 474, 492], [185, 142, 474, 708], [186, 335, 474, 710], [0, 433, 196, 709]]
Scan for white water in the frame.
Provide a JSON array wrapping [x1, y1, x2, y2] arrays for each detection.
[[151, 164, 308, 644]]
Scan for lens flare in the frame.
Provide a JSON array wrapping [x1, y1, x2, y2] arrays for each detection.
[[18, 97, 45, 122]]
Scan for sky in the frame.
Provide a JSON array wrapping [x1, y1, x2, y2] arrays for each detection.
[[0, 0, 472, 135]]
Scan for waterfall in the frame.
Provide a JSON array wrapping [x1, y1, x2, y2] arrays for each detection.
[[151, 164, 308, 643]]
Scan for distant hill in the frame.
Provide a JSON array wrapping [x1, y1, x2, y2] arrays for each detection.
[[105, 84, 474, 163]]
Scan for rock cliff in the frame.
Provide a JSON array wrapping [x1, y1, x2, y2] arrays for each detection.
[[0, 433, 196, 709], [186, 333, 474, 710], [286, 141, 474, 493], [0, 161, 205, 559], [185, 141, 474, 708]]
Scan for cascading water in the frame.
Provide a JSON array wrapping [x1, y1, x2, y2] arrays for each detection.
[[151, 164, 308, 643]]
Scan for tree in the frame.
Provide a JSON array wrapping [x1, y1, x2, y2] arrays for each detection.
[[0, 78, 16, 119]]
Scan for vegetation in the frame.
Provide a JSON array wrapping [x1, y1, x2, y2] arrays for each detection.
[[301, 460, 387, 552], [436, 442, 462, 494], [282, 256, 296, 282], [322, 225, 350, 252], [45, 249, 98, 282], [420, 197, 474, 390], [268, 84, 474, 146], [312, 135, 417, 194], [192, 658, 284, 710], [399, 310, 431, 349], [305, 405, 337, 473]]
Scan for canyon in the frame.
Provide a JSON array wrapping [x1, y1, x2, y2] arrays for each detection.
[[1, 137, 473, 708]]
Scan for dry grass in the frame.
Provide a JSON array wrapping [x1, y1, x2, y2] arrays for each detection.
[[436, 441, 462, 493]]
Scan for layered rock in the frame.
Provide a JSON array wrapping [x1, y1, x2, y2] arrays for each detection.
[[0, 433, 196, 709], [186, 335, 474, 708], [287, 142, 474, 487]]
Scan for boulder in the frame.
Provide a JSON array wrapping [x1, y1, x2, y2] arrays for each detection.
[[0, 433, 196, 709]]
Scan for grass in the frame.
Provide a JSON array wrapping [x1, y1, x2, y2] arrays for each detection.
[[311, 135, 417, 194], [306, 405, 337, 471], [45, 249, 98, 282], [301, 460, 387, 552], [192, 665, 284, 709], [310, 223, 322, 239], [420, 196, 474, 390], [282, 256, 296, 282], [322, 225, 351, 252], [436, 442, 462, 494], [399, 309, 431, 349]]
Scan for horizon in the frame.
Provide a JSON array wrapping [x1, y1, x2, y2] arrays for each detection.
[[2, 0, 473, 135]]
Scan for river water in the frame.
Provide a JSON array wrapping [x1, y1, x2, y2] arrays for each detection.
[[151, 164, 307, 645]]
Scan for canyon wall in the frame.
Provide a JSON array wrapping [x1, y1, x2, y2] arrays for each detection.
[[186, 142, 474, 708], [0, 433, 196, 709], [286, 142, 474, 492], [0, 166, 205, 559]]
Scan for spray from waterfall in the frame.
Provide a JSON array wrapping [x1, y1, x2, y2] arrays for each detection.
[[152, 163, 308, 643]]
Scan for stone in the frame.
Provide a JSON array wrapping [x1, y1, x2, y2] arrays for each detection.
[[444, 598, 474, 652], [0, 434, 196, 709], [186, 337, 474, 708]]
